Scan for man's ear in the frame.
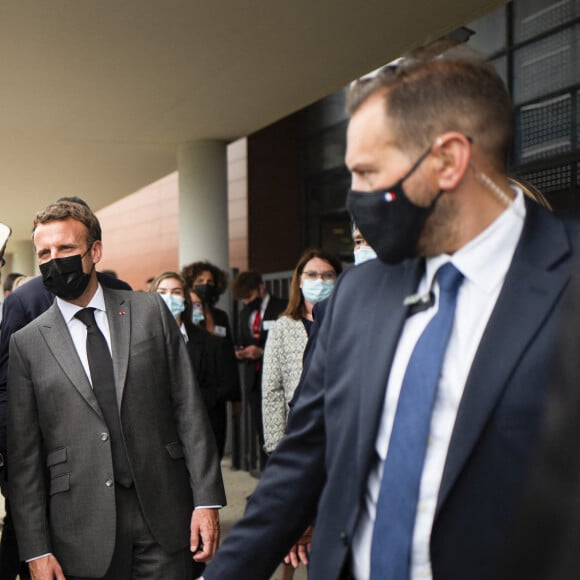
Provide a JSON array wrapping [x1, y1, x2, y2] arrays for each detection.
[[433, 132, 472, 191], [91, 240, 103, 265]]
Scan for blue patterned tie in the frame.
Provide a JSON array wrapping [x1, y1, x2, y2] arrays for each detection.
[[370, 262, 464, 579]]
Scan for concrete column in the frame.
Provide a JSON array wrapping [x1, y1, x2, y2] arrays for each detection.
[[9, 240, 36, 276], [178, 140, 229, 273]]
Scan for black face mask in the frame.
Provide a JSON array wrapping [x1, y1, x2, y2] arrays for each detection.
[[40, 252, 93, 300], [245, 296, 262, 312], [346, 145, 442, 265], [193, 284, 217, 305]]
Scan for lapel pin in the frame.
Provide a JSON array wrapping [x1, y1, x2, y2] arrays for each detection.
[[119, 310, 126, 316]]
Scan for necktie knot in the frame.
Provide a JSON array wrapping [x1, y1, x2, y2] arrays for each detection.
[[436, 262, 463, 294], [75, 307, 97, 328]]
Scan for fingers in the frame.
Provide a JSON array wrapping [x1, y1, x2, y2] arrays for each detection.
[[191, 508, 220, 562], [297, 542, 310, 566]]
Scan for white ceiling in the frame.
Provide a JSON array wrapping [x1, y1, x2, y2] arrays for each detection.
[[0, 0, 505, 242]]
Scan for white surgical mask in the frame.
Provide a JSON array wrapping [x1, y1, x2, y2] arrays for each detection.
[[192, 305, 205, 325], [354, 245, 377, 266], [160, 293, 185, 318], [301, 279, 334, 304]]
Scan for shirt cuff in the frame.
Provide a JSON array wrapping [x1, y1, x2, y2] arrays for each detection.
[[26, 553, 52, 562], [195, 505, 222, 509]]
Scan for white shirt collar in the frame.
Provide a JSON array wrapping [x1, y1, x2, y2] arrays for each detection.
[[424, 185, 526, 295], [56, 283, 106, 323]]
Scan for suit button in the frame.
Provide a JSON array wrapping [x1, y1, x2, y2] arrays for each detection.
[[100, 432, 109, 441], [105, 479, 113, 487], [340, 532, 348, 546]]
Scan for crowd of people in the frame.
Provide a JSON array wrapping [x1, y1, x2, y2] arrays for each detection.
[[0, 39, 579, 580]]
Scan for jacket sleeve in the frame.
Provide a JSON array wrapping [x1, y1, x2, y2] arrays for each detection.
[[157, 296, 226, 507], [261, 319, 288, 453], [7, 334, 53, 560]]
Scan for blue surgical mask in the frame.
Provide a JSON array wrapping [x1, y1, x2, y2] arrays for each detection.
[[354, 245, 378, 266], [160, 293, 185, 318], [301, 279, 334, 304], [192, 306, 205, 325]]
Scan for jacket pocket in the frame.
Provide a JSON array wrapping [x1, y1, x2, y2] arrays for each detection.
[[46, 447, 67, 467], [49, 473, 70, 496], [165, 441, 185, 459]]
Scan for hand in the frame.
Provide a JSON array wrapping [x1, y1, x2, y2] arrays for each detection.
[[29, 555, 65, 580], [190, 508, 220, 562], [242, 345, 263, 360], [283, 525, 313, 568], [234, 347, 246, 360]]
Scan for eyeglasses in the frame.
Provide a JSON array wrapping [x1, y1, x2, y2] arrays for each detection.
[[302, 270, 336, 282]]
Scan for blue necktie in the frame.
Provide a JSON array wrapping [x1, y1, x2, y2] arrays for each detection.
[[370, 262, 464, 579]]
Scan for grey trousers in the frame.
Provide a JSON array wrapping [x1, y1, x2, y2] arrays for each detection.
[[68, 484, 192, 580]]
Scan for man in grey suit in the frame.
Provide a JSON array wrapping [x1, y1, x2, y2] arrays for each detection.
[[7, 201, 225, 579]]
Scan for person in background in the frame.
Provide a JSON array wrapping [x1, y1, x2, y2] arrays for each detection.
[[11, 276, 33, 291], [289, 225, 374, 415], [3, 272, 24, 297], [262, 249, 342, 455], [150, 271, 229, 580], [150, 272, 240, 459], [352, 224, 377, 265], [182, 261, 232, 341], [262, 249, 342, 579], [232, 271, 287, 473], [182, 261, 242, 456]]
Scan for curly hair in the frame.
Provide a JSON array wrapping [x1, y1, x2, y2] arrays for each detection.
[[181, 261, 228, 297]]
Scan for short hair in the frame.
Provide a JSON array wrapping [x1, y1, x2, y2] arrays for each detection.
[[181, 261, 228, 297], [232, 271, 264, 300], [56, 196, 90, 207], [347, 41, 513, 170], [33, 201, 102, 248], [3, 272, 24, 293], [282, 249, 343, 321]]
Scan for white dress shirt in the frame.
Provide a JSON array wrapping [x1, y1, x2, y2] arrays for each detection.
[[56, 283, 111, 385], [249, 293, 270, 333], [352, 188, 526, 579]]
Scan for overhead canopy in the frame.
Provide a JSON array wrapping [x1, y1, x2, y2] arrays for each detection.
[[0, 0, 505, 242]]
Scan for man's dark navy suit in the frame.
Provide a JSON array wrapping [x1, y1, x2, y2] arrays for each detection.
[[203, 199, 580, 580]]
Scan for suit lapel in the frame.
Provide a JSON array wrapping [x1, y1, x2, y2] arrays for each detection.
[[436, 202, 573, 513], [356, 260, 424, 485], [104, 289, 130, 404], [38, 303, 103, 419]]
